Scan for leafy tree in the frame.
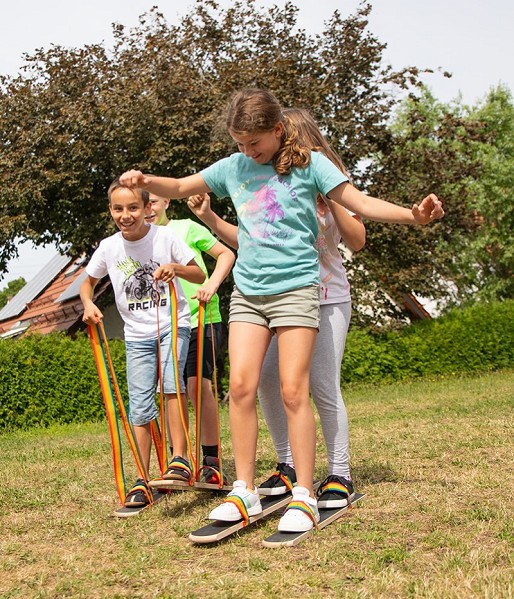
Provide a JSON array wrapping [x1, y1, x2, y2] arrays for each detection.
[[351, 86, 511, 324], [359, 88, 485, 321], [466, 85, 514, 300], [0, 1, 425, 252], [0, 0, 445, 325], [0, 277, 26, 309]]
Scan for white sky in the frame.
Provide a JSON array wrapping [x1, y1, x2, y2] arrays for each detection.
[[1, 0, 513, 285]]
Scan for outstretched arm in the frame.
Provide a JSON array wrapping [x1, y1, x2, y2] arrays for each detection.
[[326, 182, 444, 225], [119, 170, 211, 200], [187, 194, 239, 249]]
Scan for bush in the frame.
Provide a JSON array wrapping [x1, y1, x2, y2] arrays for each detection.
[[0, 300, 512, 431], [0, 332, 127, 431], [342, 299, 514, 383]]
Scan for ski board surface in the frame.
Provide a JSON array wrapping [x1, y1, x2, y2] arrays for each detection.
[[261, 492, 365, 547], [148, 478, 232, 492], [189, 492, 293, 544], [113, 489, 168, 518]]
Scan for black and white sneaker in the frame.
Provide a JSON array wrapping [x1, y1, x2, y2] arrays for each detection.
[[201, 456, 227, 485], [163, 456, 192, 482], [258, 462, 297, 496], [316, 475, 355, 509], [124, 478, 151, 507]]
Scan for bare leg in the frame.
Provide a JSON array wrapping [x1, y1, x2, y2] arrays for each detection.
[[228, 321, 271, 488], [276, 326, 318, 496], [132, 423, 152, 480], [166, 392, 189, 458]]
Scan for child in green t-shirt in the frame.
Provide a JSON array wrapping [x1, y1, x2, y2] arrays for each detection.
[[146, 194, 234, 483]]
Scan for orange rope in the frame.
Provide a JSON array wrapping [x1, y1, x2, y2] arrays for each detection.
[[167, 283, 196, 481], [153, 287, 168, 477], [96, 323, 147, 481], [208, 302, 224, 488], [194, 301, 206, 480]]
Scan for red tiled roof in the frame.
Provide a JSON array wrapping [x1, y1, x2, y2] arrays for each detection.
[[0, 260, 110, 337]]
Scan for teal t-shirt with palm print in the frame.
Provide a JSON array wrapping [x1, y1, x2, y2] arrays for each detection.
[[201, 151, 347, 296]]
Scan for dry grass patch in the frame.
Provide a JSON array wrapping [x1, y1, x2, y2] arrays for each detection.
[[0, 370, 512, 598]]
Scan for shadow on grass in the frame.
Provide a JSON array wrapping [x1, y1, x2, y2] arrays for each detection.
[[353, 461, 398, 486], [160, 488, 227, 518]]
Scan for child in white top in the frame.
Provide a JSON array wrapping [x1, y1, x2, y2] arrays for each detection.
[[80, 179, 205, 506]]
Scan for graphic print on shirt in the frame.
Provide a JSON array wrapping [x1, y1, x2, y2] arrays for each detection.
[[118, 257, 168, 311], [316, 203, 336, 301], [236, 180, 294, 246], [316, 202, 352, 303]]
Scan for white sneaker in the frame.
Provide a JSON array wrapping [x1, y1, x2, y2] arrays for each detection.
[[208, 480, 262, 521], [278, 486, 320, 532]]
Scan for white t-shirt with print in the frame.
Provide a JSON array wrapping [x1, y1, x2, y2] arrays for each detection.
[[86, 224, 195, 340]]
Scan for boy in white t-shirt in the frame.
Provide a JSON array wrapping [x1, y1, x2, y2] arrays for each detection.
[[80, 178, 205, 508]]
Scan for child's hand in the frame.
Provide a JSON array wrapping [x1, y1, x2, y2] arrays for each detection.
[[187, 193, 211, 217], [82, 304, 103, 325], [153, 263, 176, 283], [192, 280, 218, 303], [119, 170, 151, 189], [412, 194, 444, 224]]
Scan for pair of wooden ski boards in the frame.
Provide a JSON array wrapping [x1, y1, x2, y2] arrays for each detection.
[[190, 489, 365, 547], [89, 289, 363, 547], [114, 479, 364, 548]]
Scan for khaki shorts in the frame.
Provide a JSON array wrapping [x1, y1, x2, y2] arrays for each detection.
[[229, 285, 320, 331]]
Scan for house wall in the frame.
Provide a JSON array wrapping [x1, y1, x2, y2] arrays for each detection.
[[101, 304, 124, 340]]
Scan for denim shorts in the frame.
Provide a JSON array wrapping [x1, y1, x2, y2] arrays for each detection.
[[229, 284, 320, 331], [125, 326, 190, 426]]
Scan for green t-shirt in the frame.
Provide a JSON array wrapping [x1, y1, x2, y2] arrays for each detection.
[[166, 219, 223, 328]]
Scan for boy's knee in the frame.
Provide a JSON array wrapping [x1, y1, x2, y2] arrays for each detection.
[[129, 405, 158, 427], [281, 396, 301, 413]]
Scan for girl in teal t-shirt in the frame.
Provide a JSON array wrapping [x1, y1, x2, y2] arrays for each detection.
[[119, 87, 444, 533]]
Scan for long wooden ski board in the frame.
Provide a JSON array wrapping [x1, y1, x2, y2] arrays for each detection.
[[261, 492, 365, 547], [113, 489, 168, 518], [188, 492, 293, 544], [148, 478, 232, 493]]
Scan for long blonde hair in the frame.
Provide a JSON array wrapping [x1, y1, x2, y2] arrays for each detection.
[[282, 107, 351, 182], [225, 88, 310, 176]]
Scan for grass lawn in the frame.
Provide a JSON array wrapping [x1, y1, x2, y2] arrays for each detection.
[[0, 370, 512, 598]]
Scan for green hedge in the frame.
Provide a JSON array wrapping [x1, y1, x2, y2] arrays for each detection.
[[0, 332, 127, 431], [342, 299, 514, 383], [0, 300, 512, 431]]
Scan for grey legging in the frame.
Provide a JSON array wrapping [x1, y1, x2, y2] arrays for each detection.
[[258, 301, 351, 478]]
